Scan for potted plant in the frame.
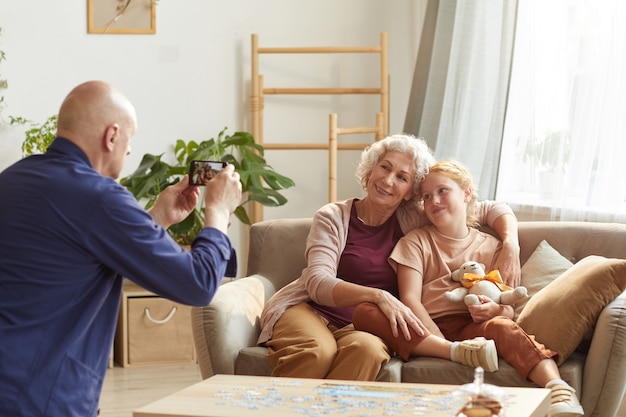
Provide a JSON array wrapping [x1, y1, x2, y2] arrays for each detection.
[[120, 128, 295, 245], [523, 130, 570, 173], [522, 130, 570, 197], [15, 114, 58, 156]]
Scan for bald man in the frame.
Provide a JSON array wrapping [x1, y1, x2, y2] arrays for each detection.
[[0, 81, 242, 417]]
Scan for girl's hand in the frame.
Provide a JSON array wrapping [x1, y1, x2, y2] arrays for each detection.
[[467, 295, 513, 322]]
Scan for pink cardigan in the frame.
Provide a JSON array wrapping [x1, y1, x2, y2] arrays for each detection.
[[257, 198, 511, 344]]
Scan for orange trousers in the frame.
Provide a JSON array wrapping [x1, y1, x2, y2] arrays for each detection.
[[353, 302, 557, 380]]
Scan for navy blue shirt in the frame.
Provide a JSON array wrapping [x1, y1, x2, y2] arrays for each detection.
[[0, 138, 236, 417]]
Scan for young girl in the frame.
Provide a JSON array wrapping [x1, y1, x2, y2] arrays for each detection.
[[353, 160, 583, 417]]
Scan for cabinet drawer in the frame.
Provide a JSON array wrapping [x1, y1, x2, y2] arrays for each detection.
[[114, 281, 198, 367], [126, 297, 195, 366], [128, 297, 195, 365]]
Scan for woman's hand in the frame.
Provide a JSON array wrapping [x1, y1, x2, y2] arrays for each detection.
[[492, 240, 521, 287], [467, 295, 514, 322], [375, 290, 428, 341]]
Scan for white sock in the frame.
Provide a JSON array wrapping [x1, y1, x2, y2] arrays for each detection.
[[545, 379, 568, 388], [450, 341, 460, 360]]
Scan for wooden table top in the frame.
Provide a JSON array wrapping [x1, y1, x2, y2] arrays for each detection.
[[134, 373, 550, 417]]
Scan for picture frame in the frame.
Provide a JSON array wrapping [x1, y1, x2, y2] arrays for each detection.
[[87, 0, 156, 34]]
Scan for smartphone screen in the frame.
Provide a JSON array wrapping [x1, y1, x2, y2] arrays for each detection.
[[189, 160, 226, 186]]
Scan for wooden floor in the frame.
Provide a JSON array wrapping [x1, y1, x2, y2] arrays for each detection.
[[99, 364, 626, 417], [99, 363, 202, 417]]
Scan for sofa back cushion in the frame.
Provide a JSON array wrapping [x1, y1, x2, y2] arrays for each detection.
[[246, 219, 626, 294], [517, 221, 626, 265], [246, 218, 312, 290]]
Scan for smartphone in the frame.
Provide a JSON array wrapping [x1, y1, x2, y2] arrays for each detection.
[[189, 160, 227, 186]]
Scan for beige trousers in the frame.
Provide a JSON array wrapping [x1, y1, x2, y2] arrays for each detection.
[[265, 302, 391, 381]]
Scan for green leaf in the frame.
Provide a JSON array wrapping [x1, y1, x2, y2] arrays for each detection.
[[247, 186, 289, 206], [167, 209, 203, 246], [123, 161, 172, 199], [233, 205, 251, 225], [121, 154, 163, 181]]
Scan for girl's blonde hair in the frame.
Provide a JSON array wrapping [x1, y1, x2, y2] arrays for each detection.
[[420, 159, 480, 228], [356, 134, 435, 207]]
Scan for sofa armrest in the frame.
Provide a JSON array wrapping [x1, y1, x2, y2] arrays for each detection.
[[580, 291, 626, 417], [191, 275, 276, 379]]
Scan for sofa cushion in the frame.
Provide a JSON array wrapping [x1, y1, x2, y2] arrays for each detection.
[[235, 346, 404, 382], [515, 240, 573, 320], [517, 255, 626, 365], [400, 353, 584, 394], [236, 346, 273, 376]]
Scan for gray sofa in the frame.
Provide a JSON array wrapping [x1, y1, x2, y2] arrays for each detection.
[[191, 218, 626, 417]]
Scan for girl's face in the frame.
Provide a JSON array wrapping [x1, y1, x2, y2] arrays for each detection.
[[420, 171, 471, 228], [366, 151, 416, 211]]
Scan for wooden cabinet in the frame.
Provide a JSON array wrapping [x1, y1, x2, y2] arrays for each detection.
[[114, 281, 196, 367]]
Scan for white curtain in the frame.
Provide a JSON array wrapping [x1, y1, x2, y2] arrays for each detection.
[[404, 0, 518, 200], [496, 0, 626, 223]]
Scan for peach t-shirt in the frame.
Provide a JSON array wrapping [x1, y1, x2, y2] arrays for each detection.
[[388, 225, 502, 320]]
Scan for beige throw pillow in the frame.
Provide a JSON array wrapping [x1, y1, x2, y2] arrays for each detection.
[[515, 240, 573, 320], [517, 255, 626, 365]]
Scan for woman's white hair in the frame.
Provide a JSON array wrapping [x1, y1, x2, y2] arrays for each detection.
[[356, 134, 435, 204]]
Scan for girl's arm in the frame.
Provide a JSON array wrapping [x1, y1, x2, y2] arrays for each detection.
[[397, 264, 445, 339]]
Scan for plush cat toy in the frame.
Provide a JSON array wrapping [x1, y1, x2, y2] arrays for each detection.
[[445, 261, 528, 306]]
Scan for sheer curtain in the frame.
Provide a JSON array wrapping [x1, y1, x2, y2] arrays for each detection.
[[496, 0, 626, 223], [404, 0, 517, 200]]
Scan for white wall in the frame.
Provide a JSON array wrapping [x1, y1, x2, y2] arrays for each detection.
[[0, 0, 426, 274]]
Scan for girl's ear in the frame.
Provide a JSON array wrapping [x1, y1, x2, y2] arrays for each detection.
[[464, 186, 473, 203]]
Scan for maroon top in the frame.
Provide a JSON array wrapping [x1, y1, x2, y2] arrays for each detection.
[[309, 201, 404, 327]]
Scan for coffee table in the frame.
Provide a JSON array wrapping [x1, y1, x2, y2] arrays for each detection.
[[134, 374, 550, 417]]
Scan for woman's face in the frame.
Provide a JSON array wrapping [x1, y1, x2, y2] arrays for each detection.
[[366, 151, 416, 210]]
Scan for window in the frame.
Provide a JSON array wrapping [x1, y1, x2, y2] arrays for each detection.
[[496, 0, 626, 223]]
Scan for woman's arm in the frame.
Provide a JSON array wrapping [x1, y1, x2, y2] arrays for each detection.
[[477, 201, 521, 287], [332, 280, 427, 339], [491, 213, 521, 287]]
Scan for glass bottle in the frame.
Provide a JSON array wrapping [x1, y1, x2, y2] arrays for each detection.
[[452, 367, 505, 417]]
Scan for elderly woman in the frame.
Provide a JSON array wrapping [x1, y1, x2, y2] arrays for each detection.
[[258, 134, 521, 380]]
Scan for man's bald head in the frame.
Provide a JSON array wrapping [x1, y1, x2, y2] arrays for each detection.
[[57, 80, 137, 142], [57, 81, 138, 178]]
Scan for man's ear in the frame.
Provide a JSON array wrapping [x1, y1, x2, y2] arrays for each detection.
[[103, 124, 119, 152]]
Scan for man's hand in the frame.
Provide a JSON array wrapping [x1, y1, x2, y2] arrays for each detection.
[[203, 164, 242, 234], [149, 175, 201, 229]]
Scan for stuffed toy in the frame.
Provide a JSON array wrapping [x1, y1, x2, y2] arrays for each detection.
[[445, 261, 528, 306]]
